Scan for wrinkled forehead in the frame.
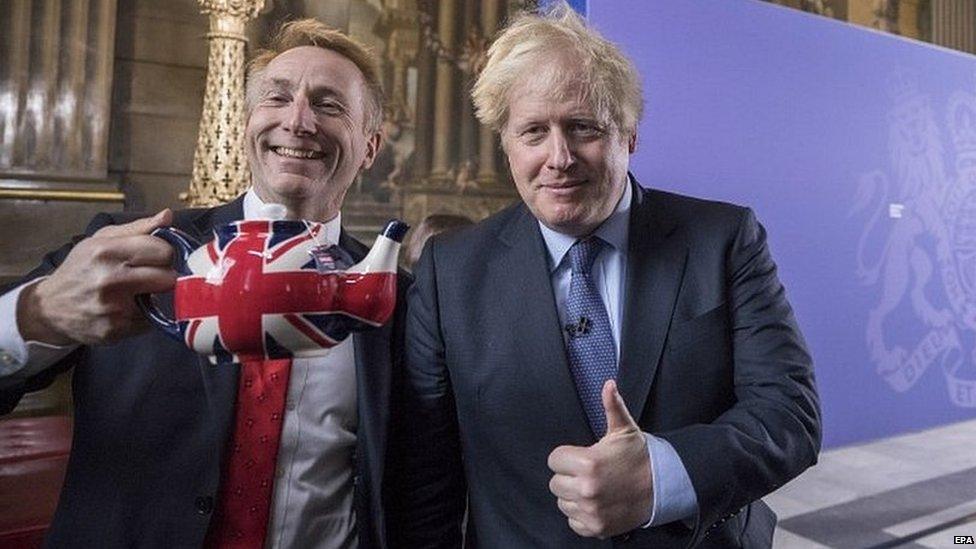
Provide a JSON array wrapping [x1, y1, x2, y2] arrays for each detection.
[[259, 46, 366, 95], [507, 86, 593, 119]]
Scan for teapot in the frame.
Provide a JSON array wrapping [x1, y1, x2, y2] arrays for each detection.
[[138, 217, 408, 364]]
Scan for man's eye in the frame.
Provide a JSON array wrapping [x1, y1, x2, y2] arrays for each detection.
[[519, 129, 548, 145], [265, 94, 289, 104], [519, 126, 547, 142], [315, 101, 344, 114], [570, 123, 601, 136]]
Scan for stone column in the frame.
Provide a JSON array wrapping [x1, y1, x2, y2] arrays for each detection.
[[429, 0, 457, 182], [477, 0, 501, 186], [62, 0, 90, 169], [0, 0, 31, 168], [88, 0, 117, 174], [184, 0, 264, 207], [458, 0, 478, 169], [414, 42, 435, 179], [931, 0, 976, 54], [0, 0, 118, 181], [30, 0, 62, 169]]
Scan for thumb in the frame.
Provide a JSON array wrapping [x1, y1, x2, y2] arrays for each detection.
[[96, 209, 173, 238], [602, 379, 638, 435]]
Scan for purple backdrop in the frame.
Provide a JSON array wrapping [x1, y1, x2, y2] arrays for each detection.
[[589, 0, 976, 447]]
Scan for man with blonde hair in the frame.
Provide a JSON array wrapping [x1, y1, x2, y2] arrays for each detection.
[[393, 4, 820, 548], [0, 19, 407, 548]]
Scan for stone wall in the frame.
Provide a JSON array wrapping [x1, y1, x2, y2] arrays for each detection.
[[111, 0, 208, 213]]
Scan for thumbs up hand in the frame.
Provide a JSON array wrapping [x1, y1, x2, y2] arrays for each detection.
[[547, 380, 653, 538]]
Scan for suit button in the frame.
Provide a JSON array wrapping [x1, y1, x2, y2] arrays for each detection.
[[0, 351, 16, 366], [196, 495, 214, 515]]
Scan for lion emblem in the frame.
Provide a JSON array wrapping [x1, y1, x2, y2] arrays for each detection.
[[852, 71, 976, 407]]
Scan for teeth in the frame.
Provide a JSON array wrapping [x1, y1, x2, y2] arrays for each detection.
[[272, 146, 323, 159]]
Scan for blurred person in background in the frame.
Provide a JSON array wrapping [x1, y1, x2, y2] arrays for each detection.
[[403, 214, 475, 270]]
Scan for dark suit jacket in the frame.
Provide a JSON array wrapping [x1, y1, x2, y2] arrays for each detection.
[[0, 196, 410, 549], [390, 181, 821, 548]]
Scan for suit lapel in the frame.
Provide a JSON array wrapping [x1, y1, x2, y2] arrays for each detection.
[[496, 206, 593, 442], [617, 182, 688, 420], [353, 323, 391, 482], [178, 197, 248, 467], [187, 194, 245, 243], [335, 231, 387, 446], [340, 231, 392, 506]]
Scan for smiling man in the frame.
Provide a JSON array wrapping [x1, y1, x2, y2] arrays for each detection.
[[245, 39, 382, 222], [391, 5, 820, 548], [0, 19, 408, 549]]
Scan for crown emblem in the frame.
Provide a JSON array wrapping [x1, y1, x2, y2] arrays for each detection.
[[886, 68, 923, 105], [948, 91, 976, 161]]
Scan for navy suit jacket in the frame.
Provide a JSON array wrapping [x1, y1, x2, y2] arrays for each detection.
[[390, 181, 821, 548], [0, 196, 410, 548]]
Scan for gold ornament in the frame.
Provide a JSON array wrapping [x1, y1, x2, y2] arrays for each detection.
[[183, 0, 265, 206]]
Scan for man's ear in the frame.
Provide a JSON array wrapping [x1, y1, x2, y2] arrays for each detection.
[[628, 132, 637, 154], [360, 130, 383, 171]]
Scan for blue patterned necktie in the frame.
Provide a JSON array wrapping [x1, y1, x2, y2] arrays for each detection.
[[564, 237, 618, 438]]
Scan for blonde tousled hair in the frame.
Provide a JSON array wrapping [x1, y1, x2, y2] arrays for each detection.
[[471, 2, 643, 137]]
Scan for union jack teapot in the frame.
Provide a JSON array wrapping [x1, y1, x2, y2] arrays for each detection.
[[137, 216, 408, 364]]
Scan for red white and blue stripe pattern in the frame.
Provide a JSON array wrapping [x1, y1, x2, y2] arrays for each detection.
[[172, 220, 398, 364]]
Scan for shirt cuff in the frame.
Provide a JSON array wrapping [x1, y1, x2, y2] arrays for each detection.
[[642, 432, 699, 527], [0, 279, 77, 378]]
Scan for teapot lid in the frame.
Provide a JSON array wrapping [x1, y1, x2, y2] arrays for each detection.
[[259, 203, 289, 220]]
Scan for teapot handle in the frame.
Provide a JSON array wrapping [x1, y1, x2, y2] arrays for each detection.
[[135, 227, 201, 341]]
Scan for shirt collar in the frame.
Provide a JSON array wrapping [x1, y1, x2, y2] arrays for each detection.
[[538, 177, 633, 273], [243, 187, 343, 245]]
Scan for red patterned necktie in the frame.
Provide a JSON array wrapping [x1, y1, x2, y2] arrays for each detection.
[[206, 358, 292, 548]]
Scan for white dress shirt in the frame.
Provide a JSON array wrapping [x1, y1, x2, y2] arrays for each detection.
[[0, 284, 74, 379], [537, 179, 699, 526]]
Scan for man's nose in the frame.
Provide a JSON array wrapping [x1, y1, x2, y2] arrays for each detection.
[[545, 130, 575, 171], [283, 98, 316, 136]]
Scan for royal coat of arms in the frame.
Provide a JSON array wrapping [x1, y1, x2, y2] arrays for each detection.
[[852, 70, 976, 408]]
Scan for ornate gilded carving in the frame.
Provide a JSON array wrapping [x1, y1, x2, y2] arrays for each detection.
[[801, 0, 834, 17], [183, 0, 265, 207], [418, 0, 489, 75], [199, 0, 264, 19], [872, 0, 901, 34]]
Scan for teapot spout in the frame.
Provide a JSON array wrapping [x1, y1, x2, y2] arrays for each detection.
[[348, 220, 409, 274]]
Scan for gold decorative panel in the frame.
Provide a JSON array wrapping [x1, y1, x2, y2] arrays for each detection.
[[184, 0, 265, 206]]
